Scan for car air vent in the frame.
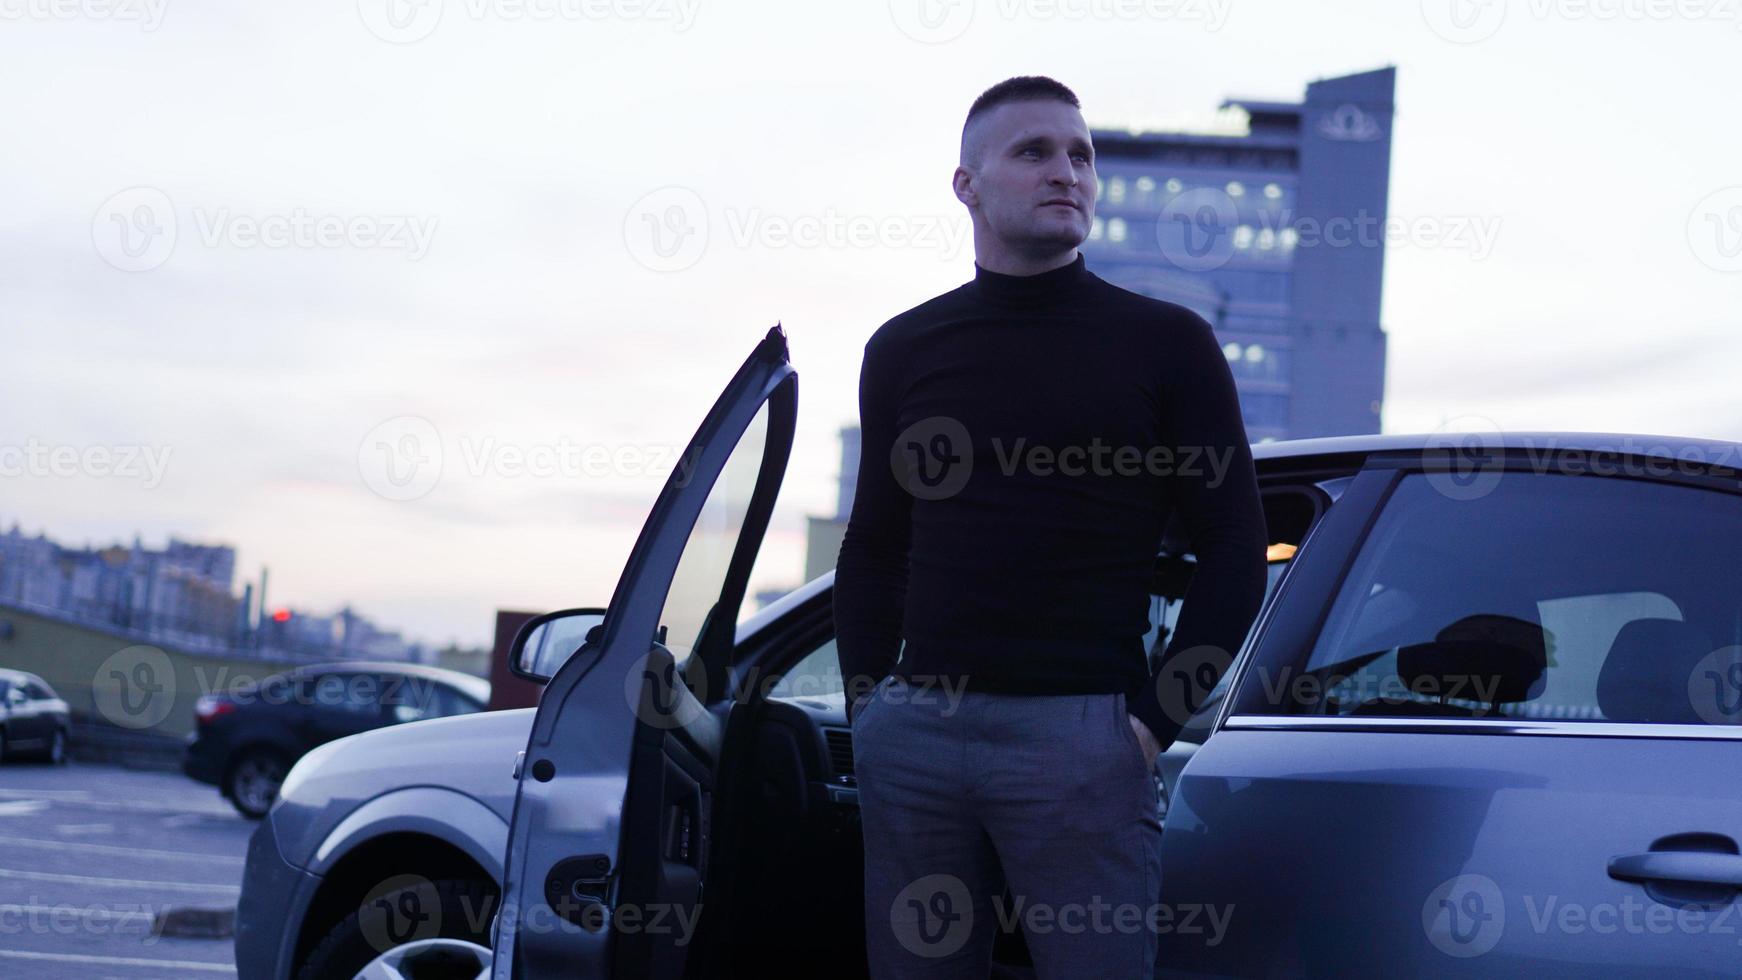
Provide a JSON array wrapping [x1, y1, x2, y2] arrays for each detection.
[[824, 728, 854, 779]]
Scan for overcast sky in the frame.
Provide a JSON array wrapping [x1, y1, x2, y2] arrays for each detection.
[[3, 0, 1740, 648]]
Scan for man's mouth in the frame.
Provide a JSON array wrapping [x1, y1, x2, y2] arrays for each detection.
[[1040, 200, 1080, 211]]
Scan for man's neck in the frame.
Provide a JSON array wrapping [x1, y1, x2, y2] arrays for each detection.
[[973, 247, 1080, 278]]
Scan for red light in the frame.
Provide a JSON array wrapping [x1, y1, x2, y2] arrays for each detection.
[[194, 695, 236, 724], [271, 609, 291, 623]]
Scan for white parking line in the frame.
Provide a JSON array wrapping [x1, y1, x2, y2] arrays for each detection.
[[0, 793, 231, 818], [0, 834, 244, 866], [0, 902, 155, 926], [0, 867, 240, 895], [0, 949, 235, 973], [0, 801, 51, 817]]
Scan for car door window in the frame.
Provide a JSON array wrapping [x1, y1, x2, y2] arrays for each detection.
[[656, 399, 770, 666], [23, 681, 53, 702], [1279, 471, 1742, 725], [311, 672, 380, 714]]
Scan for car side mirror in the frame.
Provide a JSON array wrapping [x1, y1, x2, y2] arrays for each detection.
[[510, 608, 608, 684]]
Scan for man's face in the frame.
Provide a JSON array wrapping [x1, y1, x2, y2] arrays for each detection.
[[958, 99, 1097, 254]]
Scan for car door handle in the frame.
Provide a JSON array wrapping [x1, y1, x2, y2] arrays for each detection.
[[1609, 851, 1742, 888]]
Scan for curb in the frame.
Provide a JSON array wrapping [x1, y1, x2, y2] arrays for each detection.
[[153, 905, 236, 939]]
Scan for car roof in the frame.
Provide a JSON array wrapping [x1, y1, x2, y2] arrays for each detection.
[[287, 660, 491, 703], [1252, 430, 1742, 470], [0, 669, 48, 688]]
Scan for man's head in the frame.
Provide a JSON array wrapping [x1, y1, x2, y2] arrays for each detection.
[[954, 76, 1097, 272]]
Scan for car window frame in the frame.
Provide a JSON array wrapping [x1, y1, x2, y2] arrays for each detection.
[[1224, 451, 1742, 741]]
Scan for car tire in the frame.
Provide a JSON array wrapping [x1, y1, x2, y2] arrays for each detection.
[[295, 877, 498, 980], [226, 747, 292, 820], [41, 729, 67, 766]]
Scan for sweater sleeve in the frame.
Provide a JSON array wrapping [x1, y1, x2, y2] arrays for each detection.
[[832, 330, 912, 725], [1126, 312, 1270, 751]]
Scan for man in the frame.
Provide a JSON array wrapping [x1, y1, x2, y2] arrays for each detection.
[[833, 76, 1269, 978]]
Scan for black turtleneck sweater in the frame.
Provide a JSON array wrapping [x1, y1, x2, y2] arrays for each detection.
[[832, 251, 1269, 749]]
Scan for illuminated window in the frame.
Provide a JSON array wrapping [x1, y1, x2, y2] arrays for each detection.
[[1246, 343, 1265, 363], [1108, 177, 1126, 204], [1280, 228, 1299, 249], [1135, 176, 1156, 194], [1234, 225, 1254, 249], [1089, 217, 1104, 240], [1263, 183, 1282, 200], [1257, 228, 1277, 250], [1222, 342, 1242, 361], [1165, 178, 1183, 194], [1108, 217, 1127, 242], [1226, 181, 1245, 198]]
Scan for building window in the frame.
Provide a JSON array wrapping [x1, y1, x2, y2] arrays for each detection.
[[1223, 341, 1242, 361], [1108, 217, 1127, 243], [1165, 178, 1183, 194], [1280, 227, 1299, 249], [1226, 181, 1245, 198], [1245, 343, 1265, 363], [1234, 225, 1254, 249], [1089, 216, 1104, 240], [1108, 177, 1126, 204], [1263, 182, 1282, 200], [1136, 175, 1155, 194], [1257, 228, 1277, 250]]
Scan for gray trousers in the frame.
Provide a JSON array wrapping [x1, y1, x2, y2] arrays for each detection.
[[853, 674, 1164, 979]]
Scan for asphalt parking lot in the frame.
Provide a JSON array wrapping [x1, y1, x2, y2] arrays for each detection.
[[0, 761, 246, 979]]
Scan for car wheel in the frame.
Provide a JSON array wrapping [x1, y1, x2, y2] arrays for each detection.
[[227, 748, 291, 819], [295, 878, 498, 980], [42, 729, 67, 766]]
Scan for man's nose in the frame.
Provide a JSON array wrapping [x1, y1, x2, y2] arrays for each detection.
[[1045, 157, 1077, 188]]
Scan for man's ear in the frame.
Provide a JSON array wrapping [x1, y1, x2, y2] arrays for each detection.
[[952, 166, 976, 207]]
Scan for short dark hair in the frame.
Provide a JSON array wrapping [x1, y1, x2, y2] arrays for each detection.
[[961, 76, 1081, 167]]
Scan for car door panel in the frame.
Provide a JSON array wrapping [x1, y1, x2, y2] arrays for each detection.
[[1166, 454, 1742, 977], [495, 326, 795, 980]]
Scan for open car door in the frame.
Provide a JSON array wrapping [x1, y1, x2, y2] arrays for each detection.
[[492, 325, 796, 979]]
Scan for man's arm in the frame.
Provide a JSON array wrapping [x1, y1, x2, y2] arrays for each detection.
[[833, 331, 912, 725], [1127, 312, 1270, 752]]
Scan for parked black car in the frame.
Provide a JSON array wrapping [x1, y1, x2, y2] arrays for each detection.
[[182, 660, 489, 818], [0, 668, 71, 765]]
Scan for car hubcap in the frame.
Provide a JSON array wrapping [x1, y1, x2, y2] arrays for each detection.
[[233, 757, 285, 812], [354, 937, 491, 980]]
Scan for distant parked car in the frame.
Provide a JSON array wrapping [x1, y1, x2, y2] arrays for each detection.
[[182, 660, 488, 818], [0, 668, 71, 765]]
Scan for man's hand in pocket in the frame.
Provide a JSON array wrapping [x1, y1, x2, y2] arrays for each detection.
[[1128, 713, 1161, 770]]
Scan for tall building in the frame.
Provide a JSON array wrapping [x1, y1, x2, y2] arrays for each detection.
[[1081, 66, 1395, 441]]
